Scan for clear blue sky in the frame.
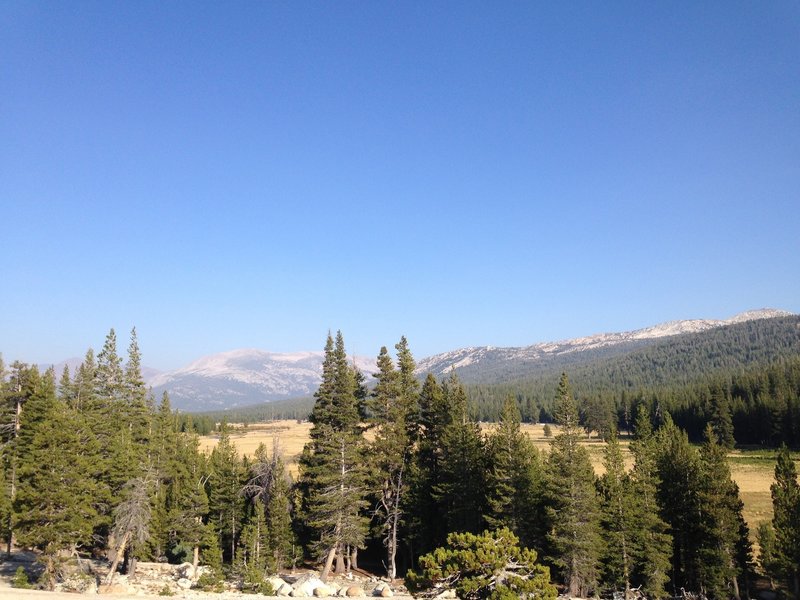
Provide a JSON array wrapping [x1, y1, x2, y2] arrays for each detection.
[[2, 2, 798, 370]]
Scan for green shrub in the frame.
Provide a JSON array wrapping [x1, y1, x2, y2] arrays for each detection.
[[195, 572, 225, 593], [240, 569, 274, 596], [158, 584, 175, 596], [407, 528, 556, 600], [12, 566, 33, 589]]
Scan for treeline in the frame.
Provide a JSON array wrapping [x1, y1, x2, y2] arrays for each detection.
[[468, 356, 800, 449], [196, 395, 315, 426], [465, 315, 800, 388], [2, 330, 800, 600], [0, 329, 299, 592]]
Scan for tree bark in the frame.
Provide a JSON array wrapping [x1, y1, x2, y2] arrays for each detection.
[[335, 544, 346, 574], [105, 531, 130, 585], [192, 545, 200, 579], [320, 546, 337, 582]]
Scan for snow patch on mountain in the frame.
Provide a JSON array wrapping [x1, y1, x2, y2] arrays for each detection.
[[149, 349, 376, 411], [415, 309, 793, 377]]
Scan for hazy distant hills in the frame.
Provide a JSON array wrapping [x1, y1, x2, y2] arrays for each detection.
[[36, 309, 796, 413], [149, 350, 377, 411], [142, 308, 796, 413]]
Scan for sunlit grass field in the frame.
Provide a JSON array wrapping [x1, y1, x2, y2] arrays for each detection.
[[199, 420, 790, 536]]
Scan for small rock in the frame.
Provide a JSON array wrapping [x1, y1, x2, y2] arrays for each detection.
[[433, 590, 457, 600], [277, 582, 294, 596], [346, 585, 366, 597], [269, 576, 288, 589], [176, 577, 193, 589], [314, 584, 333, 597], [380, 587, 393, 598]]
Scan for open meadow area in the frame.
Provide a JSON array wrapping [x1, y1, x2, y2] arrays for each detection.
[[199, 420, 789, 534]]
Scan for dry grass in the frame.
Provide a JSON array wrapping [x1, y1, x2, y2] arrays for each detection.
[[199, 420, 782, 529], [198, 421, 313, 475]]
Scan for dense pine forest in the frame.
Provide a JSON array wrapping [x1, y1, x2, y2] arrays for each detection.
[[2, 328, 800, 599]]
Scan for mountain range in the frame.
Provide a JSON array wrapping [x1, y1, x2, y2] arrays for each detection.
[[147, 350, 377, 411], [414, 308, 794, 384], [141, 308, 793, 412], [36, 308, 796, 412]]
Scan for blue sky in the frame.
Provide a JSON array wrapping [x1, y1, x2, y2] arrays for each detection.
[[2, 2, 798, 370]]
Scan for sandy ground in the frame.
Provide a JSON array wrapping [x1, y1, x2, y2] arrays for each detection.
[[0, 549, 413, 600]]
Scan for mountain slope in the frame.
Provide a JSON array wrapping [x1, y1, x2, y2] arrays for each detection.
[[415, 309, 793, 384], [150, 349, 376, 411], [149, 308, 795, 414]]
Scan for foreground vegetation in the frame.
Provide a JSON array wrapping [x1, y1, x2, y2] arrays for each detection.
[[1, 329, 800, 600]]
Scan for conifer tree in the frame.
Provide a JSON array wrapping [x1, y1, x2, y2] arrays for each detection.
[[96, 328, 124, 401], [243, 441, 296, 571], [168, 431, 211, 573], [14, 370, 101, 587], [434, 373, 486, 537], [148, 392, 179, 558], [408, 528, 557, 600], [485, 396, 545, 551], [710, 388, 736, 450], [264, 448, 296, 571], [770, 445, 800, 598], [696, 425, 751, 600], [756, 522, 780, 590], [628, 406, 672, 599], [236, 501, 270, 591], [0, 355, 9, 551], [546, 372, 601, 597], [408, 374, 449, 556], [124, 327, 147, 406], [1, 360, 39, 553], [298, 332, 368, 580], [599, 432, 635, 596], [655, 417, 703, 593], [91, 331, 141, 511], [122, 327, 152, 458], [369, 340, 419, 579], [106, 475, 153, 583], [395, 336, 420, 438], [207, 423, 246, 565], [72, 349, 98, 413]]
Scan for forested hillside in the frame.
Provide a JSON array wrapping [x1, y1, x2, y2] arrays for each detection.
[[3, 330, 800, 598], [468, 316, 800, 445], [196, 317, 800, 450]]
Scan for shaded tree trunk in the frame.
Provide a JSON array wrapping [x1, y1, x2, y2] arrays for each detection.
[[320, 545, 337, 582]]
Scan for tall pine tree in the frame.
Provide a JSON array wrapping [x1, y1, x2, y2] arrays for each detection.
[[298, 332, 368, 580], [628, 406, 672, 599], [770, 445, 800, 598], [433, 373, 486, 537], [369, 342, 416, 579], [14, 370, 102, 587], [207, 423, 246, 565], [485, 396, 545, 551], [546, 373, 601, 597], [696, 425, 752, 600]]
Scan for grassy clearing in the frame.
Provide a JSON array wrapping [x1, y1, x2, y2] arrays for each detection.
[[199, 420, 789, 530]]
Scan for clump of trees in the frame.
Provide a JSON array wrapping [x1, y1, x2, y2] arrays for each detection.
[[0, 329, 780, 600]]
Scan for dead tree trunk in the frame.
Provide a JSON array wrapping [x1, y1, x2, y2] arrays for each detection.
[[105, 531, 130, 585]]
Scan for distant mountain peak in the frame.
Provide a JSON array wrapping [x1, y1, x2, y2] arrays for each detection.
[[149, 349, 376, 412], [145, 308, 794, 412], [414, 308, 795, 379]]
